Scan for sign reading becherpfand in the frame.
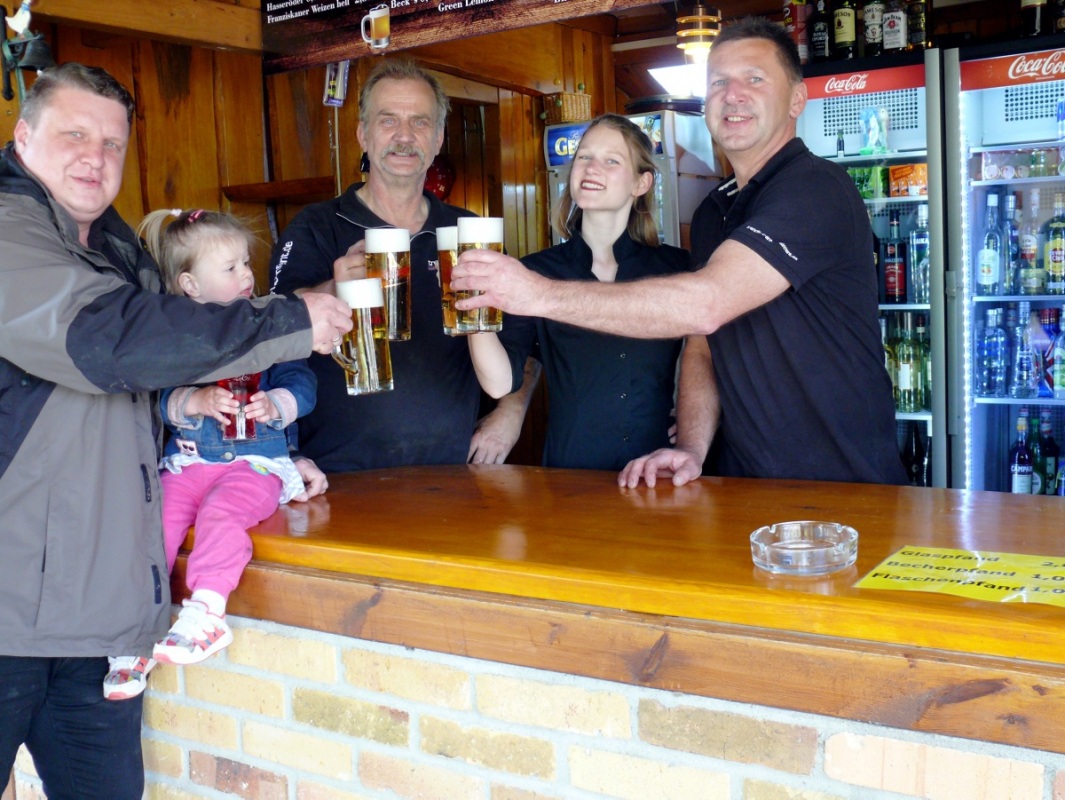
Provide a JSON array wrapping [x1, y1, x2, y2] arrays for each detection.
[[961, 48, 1065, 91], [263, 0, 660, 74], [803, 64, 925, 100]]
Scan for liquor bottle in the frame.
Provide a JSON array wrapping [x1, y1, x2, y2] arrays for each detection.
[[1009, 301, 1037, 398], [977, 307, 1008, 397], [1051, 304, 1065, 398], [880, 315, 897, 395], [1001, 192, 1020, 295], [862, 0, 884, 56], [909, 204, 930, 304], [809, 0, 833, 63], [1009, 411, 1034, 494], [975, 193, 1003, 296], [1022, 0, 1049, 36], [833, 0, 858, 59], [915, 313, 931, 409], [906, 0, 929, 50], [884, 208, 907, 303], [1055, 0, 1065, 34], [1044, 306, 1062, 394], [1026, 406, 1046, 495], [895, 311, 923, 412], [1040, 408, 1061, 494], [901, 421, 925, 486], [785, 0, 810, 64], [882, 0, 909, 54], [1028, 307, 1052, 397], [1019, 189, 1046, 295], [1042, 192, 1065, 294]]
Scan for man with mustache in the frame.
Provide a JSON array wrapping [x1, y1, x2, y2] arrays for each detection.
[[270, 58, 537, 471], [453, 17, 906, 487]]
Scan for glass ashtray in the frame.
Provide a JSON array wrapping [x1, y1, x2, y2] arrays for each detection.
[[750, 520, 858, 576]]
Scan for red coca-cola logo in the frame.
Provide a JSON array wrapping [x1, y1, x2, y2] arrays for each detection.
[[824, 73, 869, 94], [1007, 50, 1065, 81]]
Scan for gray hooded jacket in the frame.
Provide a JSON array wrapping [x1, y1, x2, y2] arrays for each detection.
[[0, 145, 313, 657]]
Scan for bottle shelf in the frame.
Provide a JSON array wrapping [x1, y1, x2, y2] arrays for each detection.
[[972, 294, 1065, 303], [829, 149, 927, 167], [970, 140, 1065, 156], [974, 397, 1065, 406], [896, 411, 933, 422], [864, 195, 930, 207], [880, 303, 932, 311]]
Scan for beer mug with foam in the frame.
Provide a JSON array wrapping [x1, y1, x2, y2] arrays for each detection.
[[364, 227, 411, 341], [333, 278, 394, 396], [456, 217, 504, 333], [361, 4, 390, 52], [436, 225, 463, 336]]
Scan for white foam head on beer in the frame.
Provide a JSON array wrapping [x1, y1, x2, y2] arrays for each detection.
[[364, 227, 411, 254], [336, 277, 385, 308], [436, 226, 458, 251], [457, 217, 504, 246]]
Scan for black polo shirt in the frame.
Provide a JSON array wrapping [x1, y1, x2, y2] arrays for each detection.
[[691, 138, 906, 485], [496, 231, 690, 471]]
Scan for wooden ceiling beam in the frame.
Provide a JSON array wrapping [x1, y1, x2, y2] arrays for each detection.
[[34, 0, 262, 54]]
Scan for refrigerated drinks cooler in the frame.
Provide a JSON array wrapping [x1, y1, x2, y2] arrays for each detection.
[[945, 41, 1065, 494], [543, 110, 720, 247], [797, 53, 948, 487]]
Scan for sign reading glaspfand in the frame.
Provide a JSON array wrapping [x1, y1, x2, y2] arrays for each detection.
[[263, 0, 661, 75]]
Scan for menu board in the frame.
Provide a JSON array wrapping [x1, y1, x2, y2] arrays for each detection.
[[263, 0, 660, 74]]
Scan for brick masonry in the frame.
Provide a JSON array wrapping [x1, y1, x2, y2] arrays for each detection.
[[11, 615, 1065, 799]]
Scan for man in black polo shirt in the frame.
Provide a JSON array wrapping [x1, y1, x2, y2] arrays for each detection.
[[453, 17, 906, 487]]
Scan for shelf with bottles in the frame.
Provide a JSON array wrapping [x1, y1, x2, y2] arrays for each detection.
[[881, 309, 932, 418], [986, 404, 1063, 497], [972, 300, 1065, 406], [970, 142, 1065, 185]]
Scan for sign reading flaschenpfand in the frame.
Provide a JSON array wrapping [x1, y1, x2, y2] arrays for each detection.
[[263, 0, 660, 74]]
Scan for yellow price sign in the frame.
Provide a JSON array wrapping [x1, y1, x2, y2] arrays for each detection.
[[855, 546, 1065, 608]]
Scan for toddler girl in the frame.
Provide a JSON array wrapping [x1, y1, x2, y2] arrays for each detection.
[[103, 209, 316, 700]]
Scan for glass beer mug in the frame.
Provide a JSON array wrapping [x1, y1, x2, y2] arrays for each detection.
[[436, 225, 463, 337], [455, 217, 504, 333], [364, 227, 411, 341], [333, 278, 394, 396]]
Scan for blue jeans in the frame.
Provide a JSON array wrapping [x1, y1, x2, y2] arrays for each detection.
[[0, 656, 144, 800]]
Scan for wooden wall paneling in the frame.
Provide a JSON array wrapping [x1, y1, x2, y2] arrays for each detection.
[[559, 24, 578, 93], [483, 103, 503, 220], [134, 41, 221, 216], [460, 104, 487, 217], [266, 66, 334, 234], [212, 49, 272, 288], [51, 26, 144, 224], [411, 23, 569, 96]]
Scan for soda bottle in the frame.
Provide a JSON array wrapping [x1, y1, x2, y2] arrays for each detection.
[[1039, 408, 1060, 494], [884, 209, 907, 303], [976, 193, 1003, 296], [909, 204, 930, 304], [1042, 192, 1065, 294], [1009, 411, 1034, 494]]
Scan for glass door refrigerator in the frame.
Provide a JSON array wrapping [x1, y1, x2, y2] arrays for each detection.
[[543, 110, 720, 248], [944, 40, 1065, 496], [797, 52, 947, 487]]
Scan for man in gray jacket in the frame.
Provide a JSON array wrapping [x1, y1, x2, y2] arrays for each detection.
[[0, 63, 351, 799]]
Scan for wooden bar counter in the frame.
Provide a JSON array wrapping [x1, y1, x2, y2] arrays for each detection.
[[178, 466, 1065, 756]]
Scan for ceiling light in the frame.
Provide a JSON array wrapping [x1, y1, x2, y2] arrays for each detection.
[[676, 4, 721, 65]]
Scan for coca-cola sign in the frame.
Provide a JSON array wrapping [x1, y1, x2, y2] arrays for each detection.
[[962, 48, 1065, 91], [824, 74, 869, 94], [805, 65, 924, 100]]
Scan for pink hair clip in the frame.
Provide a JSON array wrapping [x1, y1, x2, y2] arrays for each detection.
[[188, 209, 205, 222]]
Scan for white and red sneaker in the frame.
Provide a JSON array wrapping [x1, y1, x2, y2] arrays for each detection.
[[152, 599, 233, 665], [103, 656, 156, 700]]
